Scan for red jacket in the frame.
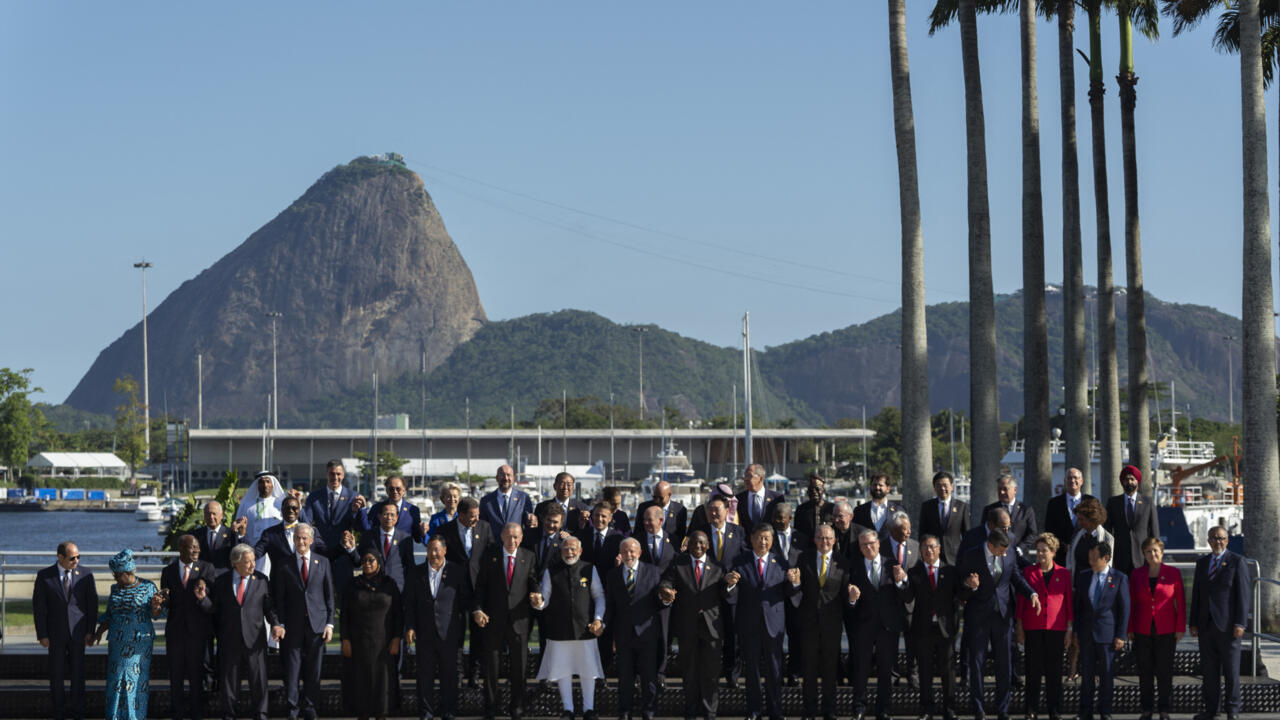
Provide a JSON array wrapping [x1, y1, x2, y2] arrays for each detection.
[[1018, 563, 1073, 631], [1128, 563, 1186, 636]]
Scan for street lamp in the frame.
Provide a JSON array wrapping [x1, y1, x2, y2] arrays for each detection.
[[266, 311, 282, 429], [1223, 334, 1236, 424], [632, 327, 648, 421], [133, 261, 153, 461]]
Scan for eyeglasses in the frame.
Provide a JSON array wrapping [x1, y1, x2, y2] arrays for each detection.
[[1209, 535, 1228, 542], [64, 555, 80, 561]]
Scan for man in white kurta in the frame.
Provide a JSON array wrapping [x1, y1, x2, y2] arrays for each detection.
[[532, 537, 605, 720]]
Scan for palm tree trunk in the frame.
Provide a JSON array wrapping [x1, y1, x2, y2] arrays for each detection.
[[958, 0, 1000, 518], [1118, 12, 1150, 498], [1088, 0, 1121, 497], [1238, 0, 1280, 630], [1059, 0, 1090, 495], [889, 0, 932, 512], [1021, 0, 1052, 508]]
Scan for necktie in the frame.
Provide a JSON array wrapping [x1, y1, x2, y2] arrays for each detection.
[[431, 569, 440, 597], [505, 556, 514, 588], [1093, 573, 1104, 606], [626, 566, 636, 597], [870, 560, 880, 586], [63, 571, 71, 597], [694, 559, 703, 586], [286, 525, 295, 551], [543, 536, 553, 563], [1069, 497, 1079, 526], [500, 494, 508, 517], [384, 534, 392, 558], [1127, 496, 1136, 526], [940, 501, 949, 527], [928, 564, 937, 590], [716, 529, 724, 562], [873, 504, 883, 529], [897, 543, 905, 566], [758, 557, 766, 582], [596, 532, 604, 558], [182, 564, 190, 589], [301, 556, 309, 585], [753, 494, 763, 523], [209, 529, 216, 548], [464, 528, 472, 556], [819, 555, 828, 588], [1209, 555, 1220, 578], [236, 575, 246, 605], [652, 536, 661, 561], [992, 555, 1002, 581], [328, 492, 336, 516]]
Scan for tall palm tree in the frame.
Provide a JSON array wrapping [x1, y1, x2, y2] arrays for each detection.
[[931, 0, 1001, 519], [1163, 0, 1280, 629], [888, 0, 933, 513]]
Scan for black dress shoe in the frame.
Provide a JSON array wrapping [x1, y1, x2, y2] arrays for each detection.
[[619, 713, 631, 720], [1139, 713, 1152, 720], [584, 711, 598, 720], [854, 712, 866, 720], [1158, 714, 1170, 720], [1227, 714, 1240, 720], [745, 714, 761, 720], [560, 712, 574, 720], [1192, 714, 1217, 720]]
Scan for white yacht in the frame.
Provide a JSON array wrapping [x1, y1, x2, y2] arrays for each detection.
[[134, 495, 162, 522]]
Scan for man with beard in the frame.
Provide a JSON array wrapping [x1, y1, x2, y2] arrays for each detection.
[[794, 474, 834, 550], [160, 534, 214, 720], [918, 471, 969, 565], [532, 536, 607, 720], [473, 523, 540, 720], [853, 473, 905, 540], [302, 459, 361, 604], [635, 480, 688, 542], [535, 472, 592, 534], [1103, 465, 1159, 575]]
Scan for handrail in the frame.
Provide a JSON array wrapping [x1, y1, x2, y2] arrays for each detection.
[[1248, 558, 1280, 677]]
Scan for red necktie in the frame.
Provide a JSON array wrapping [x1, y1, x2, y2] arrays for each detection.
[[384, 535, 392, 558], [506, 556, 515, 588], [695, 560, 703, 586], [898, 544, 905, 566], [236, 575, 246, 605], [928, 564, 937, 590], [301, 557, 309, 585], [758, 557, 766, 582]]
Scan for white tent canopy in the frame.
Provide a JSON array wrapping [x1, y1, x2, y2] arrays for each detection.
[[27, 452, 129, 478]]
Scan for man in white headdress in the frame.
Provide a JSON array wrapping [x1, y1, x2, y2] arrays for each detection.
[[234, 471, 285, 649]]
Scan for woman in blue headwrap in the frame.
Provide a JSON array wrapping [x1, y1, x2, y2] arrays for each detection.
[[92, 549, 164, 720]]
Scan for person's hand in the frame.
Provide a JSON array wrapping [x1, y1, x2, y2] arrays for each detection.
[[527, 513, 538, 529], [848, 583, 861, 603], [193, 579, 207, 601], [39, 638, 49, 649], [272, 625, 286, 641], [724, 571, 740, 588], [588, 619, 603, 637], [1030, 594, 1043, 615], [578, 510, 591, 526], [964, 572, 980, 590], [288, 488, 304, 504], [1066, 631, 1076, 648], [342, 530, 356, 550], [151, 592, 165, 614], [1234, 625, 1245, 639], [786, 567, 801, 584], [1189, 625, 1198, 638], [892, 565, 907, 584], [1127, 632, 1135, 641], [406, 629, 416, 645], [680, 537, 689, 552], [89, 631, 101, 646], [389, 637, 400, 656], [473, 610, 490, 627], [659, 587, 677, 603], [233, 517, 248, 535], [352, 495, 366, 512], [558, 530, 572, 541], [1113, 637, 1125, 651], [530, 592, 543, 608], [1016, 627, 1025, 646], [1175, 631, 1185, 642], [419, 522, 429, 538], [342, 639, 352, 658], [323, 626, 333, 642]]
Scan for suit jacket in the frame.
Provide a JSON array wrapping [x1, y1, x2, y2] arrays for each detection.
[[957, 524, 991, 560], [351, 529, 416, 592], [1103, 493, 1160, 573], [1044, 493, 1096, 564], [199, 570, 280, 650], [919, 497, 970, 564], [661, 554, 728, 642], [610, 509, 633, 537], [983, 500, 1039, 563], [160, 559, 215, 639], [33, 564, 97, 643], [853, 500, 905, 538], [523, 528, 567, 575], [637, 530, 678, 572], [604, 561, 664, 645], [848, 555, 908, 632], [735, 489, 783, 532], [635, 499, 688, 540], [727, 552, 797, 638], [302, 486, 359, 555], [403, 560, 471, 647], [1189, 550, 1251, 633], [535, 497, 592, 534], [1018, 563, 1073, 632], [357, 498, 425, 541], [193, 523, 241, 572], [882, 537, 920, 570], [791, 549, 853, 638], [253, 522, 328, 570], [439, 519, 493, 586], [472, 547, 540, 639], [1129, 563, 1186, 636], [770, 527, 806, 567], [793, 499, 834, 548], [272, 552, 334, 635], [902, 561, 961, 638], [1072, 567, 1131, 644], [957, 545, 1036, 622], [577, 526, 625, 568], [479, 488, 535, 536], [703, 522, 745, 569]]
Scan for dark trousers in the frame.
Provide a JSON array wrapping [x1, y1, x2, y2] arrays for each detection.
[[1024, 629, 1065, 715], [467, 616, 484, 680], [678, 633, 721, 719], [966, 614, 1014, 717], [739, 630, 784, 719], [1133, 632, 1176, 713], [800, 631, 842, 718], [1199, 625, 1243, 714], [281, 628, 324, 719], [1077, 636, 1117, 716], [853, 624, 898, 716], [616, 636, 660, 714], [721, 599, 738, 681], [47, 636, 87, 720], [168, 630, 209, 719], [784, 602, 802, 680], [913, 625, 956, 715], [483, 628, 529, 713], [417, 634, 461, 718], [219, 644, 268, 720], [598, 625, 616, 676]]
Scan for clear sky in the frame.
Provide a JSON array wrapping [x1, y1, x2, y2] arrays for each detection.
[[0, 2, 1268, 405]]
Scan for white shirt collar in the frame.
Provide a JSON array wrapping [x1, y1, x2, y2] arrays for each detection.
[[1066, 492, 1082, 502], [754, 553, 770, 564], [503, 548, 518, 560], [1125, 490, 1139, 500]]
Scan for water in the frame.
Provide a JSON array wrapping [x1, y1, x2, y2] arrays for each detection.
[[0, 511, 172, 567]]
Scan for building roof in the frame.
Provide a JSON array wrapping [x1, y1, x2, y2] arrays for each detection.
[[27, 452, 127, 469]]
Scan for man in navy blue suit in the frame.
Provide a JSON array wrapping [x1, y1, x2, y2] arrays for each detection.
[[703, 494, 746, 684], [1190, 527, 1252, 720], [853, 473, 906, 540], [534, 472, 593, 534], [161, 534, 215, 720], [726, 524, 799, 720], [33, 541, 97, 720], [635, 480, 688, 542], [605, 538, 665, 720], [848, 528, 909, 720], [406, 536, 472, 720], [302, 459, 361, 601], [736, 463, 783, 533], [346, 502, 417, 592], [480, 464, 536, 536], [272, 523, 334, 720], [958, 529, 1041, 720], [1071, 542, 1130, 720], [357, 474, 427, 541], [255, 495, 328, 570]]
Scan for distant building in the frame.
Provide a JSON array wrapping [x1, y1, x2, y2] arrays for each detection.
[[26, 452, 129, 479]]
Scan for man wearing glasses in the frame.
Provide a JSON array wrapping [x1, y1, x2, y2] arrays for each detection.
[[1190, 528, 1251, 720], [33, 541, 97, 720]]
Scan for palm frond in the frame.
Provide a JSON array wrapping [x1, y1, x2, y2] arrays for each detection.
[[1159, 0, 1222, 37], [929, 0, 1018, 34], [1262, 23, 1280, 86], [1129, 0, 1162, 39], [1213, 9, 1242, 52]]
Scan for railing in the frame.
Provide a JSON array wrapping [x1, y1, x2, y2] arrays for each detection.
[[1249, 558, 1280, 677], [0, 549, 177, 651]]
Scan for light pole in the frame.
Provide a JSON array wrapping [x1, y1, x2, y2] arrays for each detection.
[[133, 261, 153, 461], [632, 327, 648, 421], [1223, 334, 1236, 424], [266, 311, 282, 429]]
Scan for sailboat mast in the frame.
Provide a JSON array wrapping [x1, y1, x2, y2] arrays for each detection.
[[743, 312, 753, 468]]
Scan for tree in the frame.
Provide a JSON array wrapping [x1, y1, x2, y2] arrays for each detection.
[[354, 450, 407, 481], [0, 368, 41, 485], [114, 375, 147, 481], [889, 0, 933, 513]]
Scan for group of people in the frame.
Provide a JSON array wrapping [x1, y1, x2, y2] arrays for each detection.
[[33, 460, 1253, 720]]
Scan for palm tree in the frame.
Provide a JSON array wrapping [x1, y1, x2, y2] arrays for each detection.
[[1163, 0, 1280, 629], [931, 0, 1001, 519], [889, 0, 933, 513]]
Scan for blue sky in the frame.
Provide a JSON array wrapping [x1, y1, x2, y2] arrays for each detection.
[[0, 2, 1267, 404]]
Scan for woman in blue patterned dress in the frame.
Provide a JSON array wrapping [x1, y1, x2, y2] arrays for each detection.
[[92, 549, 164, 720]]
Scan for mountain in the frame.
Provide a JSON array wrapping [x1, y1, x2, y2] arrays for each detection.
[[64, 155, 486, 420]]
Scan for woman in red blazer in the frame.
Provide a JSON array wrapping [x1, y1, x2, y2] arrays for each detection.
[[1129, 537, 1185, 720], [1017, 533, 1073, 720]]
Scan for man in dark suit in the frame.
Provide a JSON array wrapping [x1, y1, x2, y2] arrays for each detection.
[[637, 505, 678, 573], [703, 494, 746, 684], [791, 524, 854, 720], [1071, 542, 1130, 720], [161, 534, 215, 720], [794, 474, 834, 550], [480, 464, 536, 536], [578, 501, 626, 567], [525, 502, 570, 574], [534, 471, 592, 534], [957, 529, 1041, 720], [830, 500, 867, 563], [848, 529, 909, 720], [356, 474, 426, 541], [659, 531, 730, 720], [1190, 527, 1252, 720], [1044, 467, 1094, 565], [726, 524, 799, 720], [195, 543, 284, 720], [271, 523, 334, 720], [769, 502, 805, 685], [853, 473, 906, 540], [919, 471, 969, 565], [605, 539, 665, 720], [347, 501, 417, 592], [883, 512, 919, 570], [254, 494, 328, 570], [33, 541, 97, 720], [1103, 465, 1160, 575], [982, 474, 1038, 565], [635, 480, 688, 542], [736, 463, 783, 533], [195, 500, 241, 574], [903, 535, 960, 720], [439, 496, 493, 686], [472, 522, 540, 720], [302, 459, 361, 592], [958, 506, 1012, 560], [406, 537, 472, 720]]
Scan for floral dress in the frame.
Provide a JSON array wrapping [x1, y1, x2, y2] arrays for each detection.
[[99, 579, 159, 720]]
